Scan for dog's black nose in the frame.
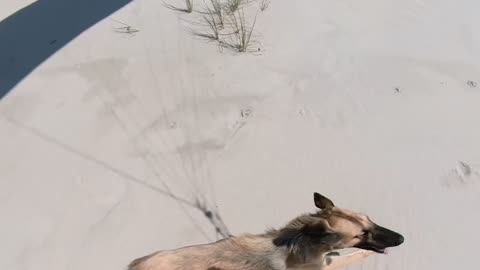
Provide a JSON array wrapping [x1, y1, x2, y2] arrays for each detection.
[[396, 235, 404, 245]]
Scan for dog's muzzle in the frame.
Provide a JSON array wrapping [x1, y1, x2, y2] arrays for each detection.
[[354, 224, 404, 253]]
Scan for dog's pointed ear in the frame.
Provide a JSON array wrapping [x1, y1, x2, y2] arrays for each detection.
[[314, 192, 335, 209]]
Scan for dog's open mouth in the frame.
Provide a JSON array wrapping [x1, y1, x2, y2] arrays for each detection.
[[372, 247, 386, 254], [359, 246, 386, 254]]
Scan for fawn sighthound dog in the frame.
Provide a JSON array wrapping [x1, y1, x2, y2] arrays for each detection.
[[128, 192, 404, 270]]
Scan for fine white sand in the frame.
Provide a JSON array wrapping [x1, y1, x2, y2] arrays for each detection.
[[1, 1, 480, 270]]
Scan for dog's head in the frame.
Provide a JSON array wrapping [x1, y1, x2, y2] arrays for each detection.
[[308, 192, 404, 253], [273, 193, 404, 254]]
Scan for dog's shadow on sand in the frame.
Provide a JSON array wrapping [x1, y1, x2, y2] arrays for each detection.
[[0, 0, 131, 99]]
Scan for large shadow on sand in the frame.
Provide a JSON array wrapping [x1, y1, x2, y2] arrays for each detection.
[[0, 0, 131, 99]]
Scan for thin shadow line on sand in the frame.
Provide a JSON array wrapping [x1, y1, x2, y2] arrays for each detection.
[[4, 116, 232, 240]]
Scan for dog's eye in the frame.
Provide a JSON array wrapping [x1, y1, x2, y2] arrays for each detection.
[[355, 231, 368, 238]]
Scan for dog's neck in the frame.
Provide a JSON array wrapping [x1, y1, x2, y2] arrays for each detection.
[[264, 214, 335, 266], [267, 229, 331, 265]]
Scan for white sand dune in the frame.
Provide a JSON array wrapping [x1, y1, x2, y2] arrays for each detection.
[[1, 0, 480, 269]]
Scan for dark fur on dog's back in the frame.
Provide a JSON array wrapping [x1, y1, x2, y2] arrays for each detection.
[[266, 213, 339, 264]]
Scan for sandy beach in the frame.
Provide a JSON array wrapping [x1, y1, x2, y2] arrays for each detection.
[[1, 1, 480, 269]]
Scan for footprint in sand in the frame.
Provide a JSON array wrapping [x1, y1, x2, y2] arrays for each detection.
[[443, 161, 479, 188]]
